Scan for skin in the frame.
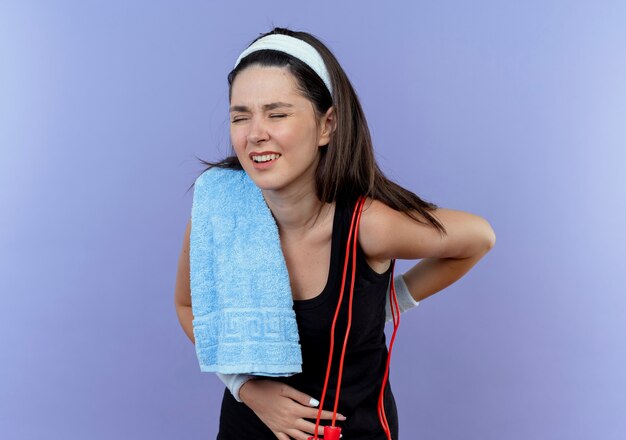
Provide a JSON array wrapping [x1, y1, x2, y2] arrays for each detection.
[[174, 65, 496, 440]]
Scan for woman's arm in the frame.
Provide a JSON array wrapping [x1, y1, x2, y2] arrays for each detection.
[[174, 218, 195, 343], [359, 199, 496, 302]]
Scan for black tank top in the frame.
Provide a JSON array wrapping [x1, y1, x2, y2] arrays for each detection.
[[217, 198, 398, 440]]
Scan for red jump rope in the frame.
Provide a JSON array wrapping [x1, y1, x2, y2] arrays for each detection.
[[309, 196, 401, 440]]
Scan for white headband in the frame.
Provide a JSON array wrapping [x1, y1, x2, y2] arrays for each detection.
[[233, 34, 333, 98]]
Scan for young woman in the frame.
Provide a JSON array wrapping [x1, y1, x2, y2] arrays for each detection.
[[175, 27, 496, 440]]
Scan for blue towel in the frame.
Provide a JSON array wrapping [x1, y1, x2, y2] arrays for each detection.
[[189, 167, 302, 376]]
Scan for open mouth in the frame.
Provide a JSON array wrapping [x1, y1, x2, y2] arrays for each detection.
[[251, 153, 281, 163]]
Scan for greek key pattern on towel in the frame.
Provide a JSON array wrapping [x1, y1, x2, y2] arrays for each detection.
[[192, 309, 302, 374]]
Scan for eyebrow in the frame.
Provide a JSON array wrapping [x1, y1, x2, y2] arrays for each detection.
[[229, 102, 294, 112]]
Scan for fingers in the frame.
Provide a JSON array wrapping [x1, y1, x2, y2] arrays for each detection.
[[280, 384, 346, 421], [275, 413, 346, 440], [302, 406, 346, 421], [296, 419, 346, 439], [298, 419, 327, 437], [281, 384, 320, 407]]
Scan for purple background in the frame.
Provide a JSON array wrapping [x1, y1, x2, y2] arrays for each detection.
[[2, 1, 625, 439]]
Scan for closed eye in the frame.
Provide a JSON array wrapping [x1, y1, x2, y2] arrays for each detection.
[[231, 114, 286, 123]]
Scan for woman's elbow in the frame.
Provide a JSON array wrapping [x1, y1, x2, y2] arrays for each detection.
[[481, 220, 496, 251]]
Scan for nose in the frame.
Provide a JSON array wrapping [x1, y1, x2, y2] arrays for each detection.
[[247, 117, 269, 144]]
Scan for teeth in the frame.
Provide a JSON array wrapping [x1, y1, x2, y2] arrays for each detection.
[[252, 153, 281, 163]]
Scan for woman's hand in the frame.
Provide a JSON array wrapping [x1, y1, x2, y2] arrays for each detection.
[[239, 379, 346, 440]]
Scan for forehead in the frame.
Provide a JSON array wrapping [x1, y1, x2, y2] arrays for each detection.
[[230, 66, 303, 104]]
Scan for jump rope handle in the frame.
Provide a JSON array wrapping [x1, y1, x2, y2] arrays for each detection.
[[310, 197, 401, 440]]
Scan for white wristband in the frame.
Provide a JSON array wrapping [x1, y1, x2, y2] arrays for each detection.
[[385, 274, 419, 322]]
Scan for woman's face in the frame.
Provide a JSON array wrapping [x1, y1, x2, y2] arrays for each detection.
[[229, 65, 333, 195]]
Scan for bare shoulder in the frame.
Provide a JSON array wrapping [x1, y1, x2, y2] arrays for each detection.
[[358, 196, 437, 261], [357, 198, 404, 269]]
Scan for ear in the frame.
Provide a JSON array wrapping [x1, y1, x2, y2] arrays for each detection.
[[318, 106, 336, 147]]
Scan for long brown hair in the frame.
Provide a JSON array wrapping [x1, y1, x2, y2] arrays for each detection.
[[194, 27, 446, 236]]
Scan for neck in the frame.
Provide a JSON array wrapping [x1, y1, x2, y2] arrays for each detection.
[[262, 185, 329, 235]]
